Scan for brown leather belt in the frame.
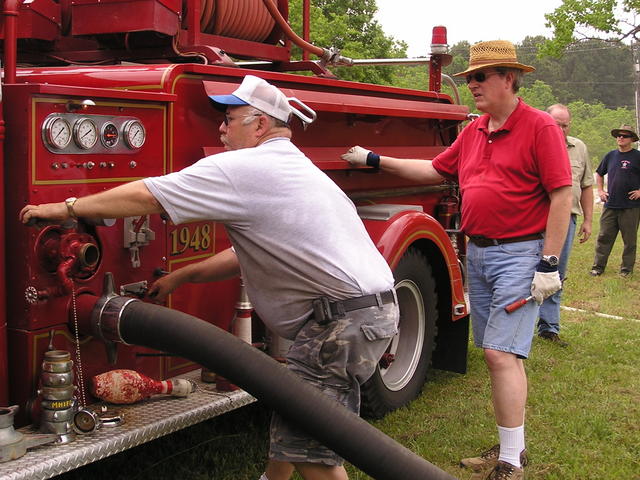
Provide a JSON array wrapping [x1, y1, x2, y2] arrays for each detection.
[[468, 233, 544, 248]]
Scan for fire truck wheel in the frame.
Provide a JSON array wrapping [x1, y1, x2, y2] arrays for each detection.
[[361, 247, 438, 419]]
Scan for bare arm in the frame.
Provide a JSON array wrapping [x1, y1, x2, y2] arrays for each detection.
[[577, 185, 594, 242], [378, 156, 445, 184], [543, 185, 573, 256], [595, 173, 608, 203], [148, 248, 240, 302], [20, 180, 164, 224], [341, 146, 445, 184]]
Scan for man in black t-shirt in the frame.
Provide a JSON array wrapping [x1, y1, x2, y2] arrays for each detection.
[[590, 124, 640, 277]]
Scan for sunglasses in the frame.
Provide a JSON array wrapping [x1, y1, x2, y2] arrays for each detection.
[[465, 71, 501, 84], [223, 113, 262, 126], [616, 134, 633, 138]]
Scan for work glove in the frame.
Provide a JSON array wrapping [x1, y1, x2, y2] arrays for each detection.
[[530, 270, 562, 304], [341, 146, 373, 166]]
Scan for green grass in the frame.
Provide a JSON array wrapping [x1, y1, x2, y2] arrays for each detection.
[[57, 206, 640, 480]]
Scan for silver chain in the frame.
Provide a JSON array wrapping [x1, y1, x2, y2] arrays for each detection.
[[71, 282, 87, 408]]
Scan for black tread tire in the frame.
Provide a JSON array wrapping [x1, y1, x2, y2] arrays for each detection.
[[361, 247, 438, 419]]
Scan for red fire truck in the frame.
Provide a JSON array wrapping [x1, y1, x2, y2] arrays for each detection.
[[0, 0, 470, 477]]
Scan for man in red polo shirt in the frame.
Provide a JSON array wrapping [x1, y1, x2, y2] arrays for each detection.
[[342, 40, 572, 480]]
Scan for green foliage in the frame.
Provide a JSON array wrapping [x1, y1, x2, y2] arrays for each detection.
[[519, 80, 559, 110], [517, 36, 634, 109], [541, 0, 639, 57], [287, 0, 407, 84], [565, 100, 636, 168]]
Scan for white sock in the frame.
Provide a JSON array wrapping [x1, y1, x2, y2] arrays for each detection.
[[259, 474, 268, 480], [497, 424, 525, 468]]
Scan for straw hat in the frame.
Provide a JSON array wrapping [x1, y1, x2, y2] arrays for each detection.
[[611, 124, 639, 142], [454, 40, 535, 76]]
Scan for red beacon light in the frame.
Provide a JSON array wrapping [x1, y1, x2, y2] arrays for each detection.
[[431, 25, 448, 54]]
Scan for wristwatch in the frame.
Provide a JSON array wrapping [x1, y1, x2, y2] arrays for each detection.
[[65, 197, 78, 219], [541, 255, 559, 267]]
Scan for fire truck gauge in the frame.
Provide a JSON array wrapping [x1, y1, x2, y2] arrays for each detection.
[[123, 120, 146, 149], [101, 122, 119, 148], [43, 115, 72, 150], [73, 118, 98, 149]]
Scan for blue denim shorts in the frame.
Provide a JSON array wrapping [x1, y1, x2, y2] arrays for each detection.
[[269, 302, 399, 465], [466, 238, 543, 358]]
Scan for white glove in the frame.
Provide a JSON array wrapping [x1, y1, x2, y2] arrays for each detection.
[[341, 145, 371, 166], [530, 271, 562, 304]]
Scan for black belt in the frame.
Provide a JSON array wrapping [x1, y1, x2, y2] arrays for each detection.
[[468, 233, 544, 248], [312, 289, 397, 325]]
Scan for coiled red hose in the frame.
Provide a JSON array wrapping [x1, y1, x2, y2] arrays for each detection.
[[203, 0, 276, 42]]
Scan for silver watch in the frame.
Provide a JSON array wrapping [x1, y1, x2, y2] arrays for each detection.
[[541, 255, 559, 267]]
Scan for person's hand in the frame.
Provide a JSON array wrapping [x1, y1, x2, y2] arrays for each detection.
[[628, 189, 640, 201], [530, 271, 562, 304], [577, 222, 592, 243], [598, 190, 609, 203], [147, 274, 182, 303], [19, 202, 68, 226], [341, 146, 371, 166]]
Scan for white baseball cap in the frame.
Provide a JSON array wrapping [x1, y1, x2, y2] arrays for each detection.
[[210, 75, 293, 123]]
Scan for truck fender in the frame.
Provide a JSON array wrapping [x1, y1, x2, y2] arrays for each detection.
[[362, 210, 466, 318], [362, 209, 461, 275], [362, 209, 469, 380]]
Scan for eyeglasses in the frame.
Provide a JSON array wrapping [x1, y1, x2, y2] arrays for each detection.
[[616, 134, 633, 138], [223, 113, 262, 126], [466, 71, 501, 84]]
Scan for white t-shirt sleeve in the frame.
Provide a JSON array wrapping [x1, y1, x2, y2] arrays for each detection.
[[143, 156, 249, 226]]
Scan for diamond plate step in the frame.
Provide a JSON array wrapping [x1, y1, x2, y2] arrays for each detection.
[[0, 370, 255, 480]]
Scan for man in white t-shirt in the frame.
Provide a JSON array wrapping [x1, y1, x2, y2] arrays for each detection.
[[20, 75, 399, 480]]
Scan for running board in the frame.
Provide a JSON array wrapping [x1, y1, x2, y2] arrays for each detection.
[[0, 370, 255, 480]]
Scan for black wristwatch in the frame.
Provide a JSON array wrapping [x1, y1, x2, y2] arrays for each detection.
[[541, 255, 559, 267]]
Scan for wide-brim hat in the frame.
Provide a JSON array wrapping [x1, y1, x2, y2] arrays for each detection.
[[611, 124, 639, 142], [454, 40, 535, 77]]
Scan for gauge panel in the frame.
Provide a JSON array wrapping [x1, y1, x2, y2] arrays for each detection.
[[41, 113, 146, 155], [73, 117, 98, 149], [123, 120, 146, 149], [43, 116, 73, 150], [101, 122, 119, 148]]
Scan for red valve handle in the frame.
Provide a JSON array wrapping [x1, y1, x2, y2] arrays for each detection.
[[504, 296, 534, 313]]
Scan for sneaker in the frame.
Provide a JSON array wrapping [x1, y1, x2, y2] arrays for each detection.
[[589, 268, 603, 276], [619, 270, 632, 278], [538, 331, 569, 347], [460, 444, 528, 472], [484, 460, 524, 480]]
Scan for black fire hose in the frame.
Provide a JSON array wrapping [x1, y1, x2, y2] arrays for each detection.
[[113, 300, 458, 480]]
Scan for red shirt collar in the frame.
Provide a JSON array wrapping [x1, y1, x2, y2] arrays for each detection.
[[475, 97, 525, 134]]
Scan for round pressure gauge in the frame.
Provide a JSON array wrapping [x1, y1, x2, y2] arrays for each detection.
[[43, 116, 72, 150], [101, 122, 119, 148], [123, 120, 146, 149], [73, 118, 98, 149]]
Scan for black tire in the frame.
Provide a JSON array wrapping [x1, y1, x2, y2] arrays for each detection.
[[361, 247, 438, 419]]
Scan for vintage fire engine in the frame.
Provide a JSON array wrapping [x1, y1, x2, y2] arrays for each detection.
[[0, 0, 470, 478]]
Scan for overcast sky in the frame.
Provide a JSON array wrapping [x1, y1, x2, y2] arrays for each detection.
[[374, 0, 563, 56]]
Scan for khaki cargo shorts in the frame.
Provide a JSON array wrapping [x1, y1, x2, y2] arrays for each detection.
[[269, 302, 399, 466]]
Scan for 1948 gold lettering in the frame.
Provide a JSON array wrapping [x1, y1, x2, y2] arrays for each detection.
[[170, 224, 211, 255]]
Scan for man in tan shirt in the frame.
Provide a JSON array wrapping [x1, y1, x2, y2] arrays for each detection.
[[538, 104, 593, 346]]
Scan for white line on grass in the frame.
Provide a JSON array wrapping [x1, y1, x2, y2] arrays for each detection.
[[561, 305, 640, 323]]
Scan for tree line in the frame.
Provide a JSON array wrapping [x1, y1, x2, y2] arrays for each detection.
[[287, 0, 637, 168]]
